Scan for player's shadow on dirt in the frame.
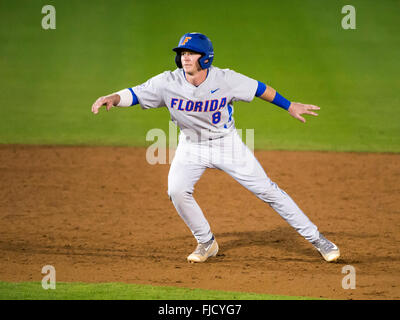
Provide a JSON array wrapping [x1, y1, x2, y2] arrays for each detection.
[[214, 227, 336, 262]]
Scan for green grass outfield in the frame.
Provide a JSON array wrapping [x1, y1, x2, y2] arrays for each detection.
[[0, 282, 320, 300], [0, 0, 399, 152]]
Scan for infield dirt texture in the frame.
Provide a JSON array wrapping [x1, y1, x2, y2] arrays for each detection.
[[1, 0, 400, 301], [0, 145, 399, 300]]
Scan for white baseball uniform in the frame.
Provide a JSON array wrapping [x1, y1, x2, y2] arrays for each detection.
[[116, 66, 320, 244]]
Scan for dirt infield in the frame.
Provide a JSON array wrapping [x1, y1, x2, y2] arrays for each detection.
[[0, 145, 399, 300]]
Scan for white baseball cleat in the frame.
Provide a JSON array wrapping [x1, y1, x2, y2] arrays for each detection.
[[187, 237, 219, 263], [311, 233, 340, 262]]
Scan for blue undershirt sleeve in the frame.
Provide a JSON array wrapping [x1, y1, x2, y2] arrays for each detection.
[[128, 88, 139, 106], [255, 81, 267, 97]]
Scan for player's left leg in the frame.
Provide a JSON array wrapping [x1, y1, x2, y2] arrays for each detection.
[[212, 130, 319, 242], [212, 130, 339, 261]]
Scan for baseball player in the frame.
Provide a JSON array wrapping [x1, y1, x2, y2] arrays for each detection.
[[91, 32, 340, 263]]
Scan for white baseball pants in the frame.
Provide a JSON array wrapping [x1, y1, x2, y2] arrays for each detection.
[[167, 129, 319, 244]]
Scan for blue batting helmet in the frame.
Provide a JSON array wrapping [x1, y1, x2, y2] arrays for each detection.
[[172, 32, 214, 69]]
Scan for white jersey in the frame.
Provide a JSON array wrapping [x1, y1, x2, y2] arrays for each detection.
[[114, 64, 321, 248], [117, 66, 258, 141]]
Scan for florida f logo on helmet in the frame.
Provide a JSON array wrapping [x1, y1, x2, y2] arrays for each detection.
[[181, 36, 192, 46], [172, 32, 214, 69]]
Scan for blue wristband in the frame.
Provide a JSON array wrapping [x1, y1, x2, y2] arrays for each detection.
[[272, 92, 291, 110]]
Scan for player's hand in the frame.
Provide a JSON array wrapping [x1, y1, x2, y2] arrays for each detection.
[[91, 95, 119, 114], [288, 102, 320, 123]]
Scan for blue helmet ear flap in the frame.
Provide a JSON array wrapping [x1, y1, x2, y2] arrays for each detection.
[[199, 53, 213, 69], [175, 53, 182, 68]]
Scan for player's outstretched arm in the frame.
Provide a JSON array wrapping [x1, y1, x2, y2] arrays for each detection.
[[91, 94, 121, 115], [258, 86, 320, 123]]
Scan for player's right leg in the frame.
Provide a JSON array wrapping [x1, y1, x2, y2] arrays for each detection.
[[167, 135, 218, 262]]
